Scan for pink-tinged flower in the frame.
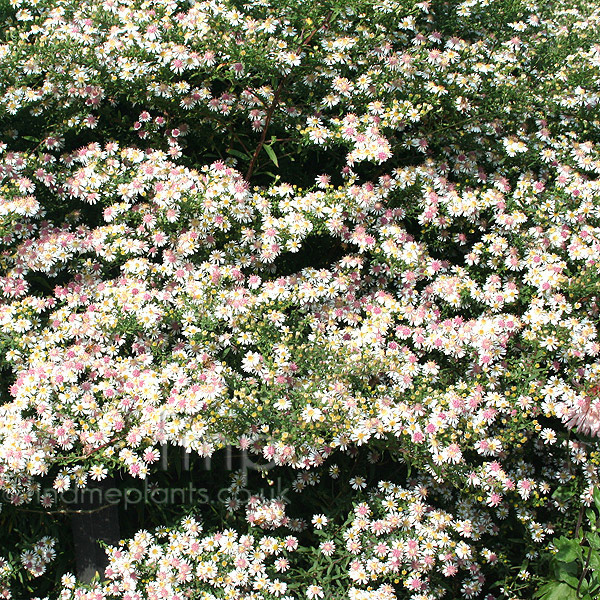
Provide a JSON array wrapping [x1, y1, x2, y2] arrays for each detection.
[[517, 479, 535, 499], [40, 493, 55, 508], [306, 585, 324, 599], [565, 393, 600, 437], [284, 536, 298, 550], [486, 492, 502, 507], [355, 503, 370, 516], [274, 557, 290, 572], [405, 575, 423, 590], [319, 540, 336, 556], [442, 563, 458, 576]]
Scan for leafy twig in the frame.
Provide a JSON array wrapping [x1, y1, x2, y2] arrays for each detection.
[[245, 10, 333, 180]]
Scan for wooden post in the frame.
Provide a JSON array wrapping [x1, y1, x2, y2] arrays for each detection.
[[70, 477, 120, 583]]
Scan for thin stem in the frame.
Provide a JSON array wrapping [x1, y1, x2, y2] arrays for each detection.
[[245, 78, 286, 180], [229, 128, 252, 157], [245, 10, 333, 181], [574, 501, 584, 538], [577, 543, 592, 597]]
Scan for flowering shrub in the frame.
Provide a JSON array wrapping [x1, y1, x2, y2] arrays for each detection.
[[1, 0, 600, 597], [57, 516, 300, 600]]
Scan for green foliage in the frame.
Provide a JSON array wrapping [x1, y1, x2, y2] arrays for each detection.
[[536, 488, 600, 600]]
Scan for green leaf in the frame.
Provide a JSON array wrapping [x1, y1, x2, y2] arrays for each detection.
[[589, 579, 600, 595], [554, 537, 581, 562], [264, 143, 279, 167], [587, 508, 597, 527], [329, 8, 342, 24], [226, 148, 250, 160], [535, 582, 578, 600], [594, 487, 600, 512], [556, 571, 579, 589], [587, 532, 600, 550], [589, 549, 600, 571], [552, 487, 575, 504], [553, 558, 579, 583], [254, 170, 278, 179]]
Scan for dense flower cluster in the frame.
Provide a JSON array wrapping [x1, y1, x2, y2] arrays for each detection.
[[1, 0, 600, 597], [58, 516, 298, 600], [307, 480, 496, 600], [0, 537, 56, 599]]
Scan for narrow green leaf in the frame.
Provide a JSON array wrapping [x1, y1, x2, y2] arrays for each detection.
[[226, 148, 250, 160], [264, 144, 279, 167]]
